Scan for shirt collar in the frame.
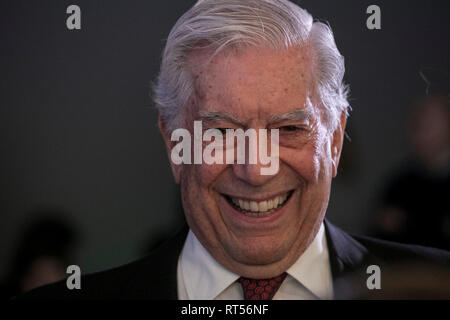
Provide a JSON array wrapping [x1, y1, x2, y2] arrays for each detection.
[[181, 230, 239, 300], [181, 222, 331, 300], [286, 223, 333, 299]]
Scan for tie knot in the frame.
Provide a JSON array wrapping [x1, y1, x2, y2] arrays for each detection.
[[238, 272, 287, 300]]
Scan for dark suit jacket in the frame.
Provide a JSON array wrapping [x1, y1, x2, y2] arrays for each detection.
[[15, 219, 450, 299]]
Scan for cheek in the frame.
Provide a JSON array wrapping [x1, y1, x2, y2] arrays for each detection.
[[281, 146, 322, 183], [280, 138, 333, 184], [182, 162, 228, 195], [316, 139, 333, 179], [180, 164, 224, 227]]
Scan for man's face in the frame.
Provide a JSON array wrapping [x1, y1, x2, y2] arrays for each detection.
[[161, 46, 345, 278]]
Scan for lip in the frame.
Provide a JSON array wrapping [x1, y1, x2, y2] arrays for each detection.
[[220, 190, 293, 202], [219, 190, 295, 225]]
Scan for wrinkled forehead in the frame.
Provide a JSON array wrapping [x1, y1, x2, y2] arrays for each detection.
[[186, 45, 317, 124]]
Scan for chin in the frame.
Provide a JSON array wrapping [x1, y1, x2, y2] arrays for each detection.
[[226, 236, 292, 266]]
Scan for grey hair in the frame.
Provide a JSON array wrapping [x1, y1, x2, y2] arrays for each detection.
[[153, 0, 350, 132]]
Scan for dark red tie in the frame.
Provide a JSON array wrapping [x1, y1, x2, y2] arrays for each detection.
[[238, 273, 287, 300]]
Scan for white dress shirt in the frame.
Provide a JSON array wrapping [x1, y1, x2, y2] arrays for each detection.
[[177, 223, 333, 300]]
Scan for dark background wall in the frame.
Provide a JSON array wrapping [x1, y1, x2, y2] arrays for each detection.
[[1, 0, 449, 278]]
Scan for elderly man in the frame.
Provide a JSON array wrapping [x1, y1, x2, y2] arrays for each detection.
[[19, 0, 449, 300]]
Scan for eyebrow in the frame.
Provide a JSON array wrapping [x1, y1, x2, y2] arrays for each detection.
[[269, 109, 312, 123], [198, 110, 244, 127], [198, 108, 312, 127]]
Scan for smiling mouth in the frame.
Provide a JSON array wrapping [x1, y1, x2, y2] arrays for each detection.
[[223, 191, 294, 218]]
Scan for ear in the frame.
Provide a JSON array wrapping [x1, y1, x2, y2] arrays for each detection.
[[330, 111, 347, 178], [158, 115, 182, 184]]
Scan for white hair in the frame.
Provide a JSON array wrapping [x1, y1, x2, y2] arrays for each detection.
[[153, 0, 350, 132]]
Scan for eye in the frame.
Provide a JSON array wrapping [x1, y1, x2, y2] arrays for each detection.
[[215, 128, 232, 134], [279, 125, 304, 132]]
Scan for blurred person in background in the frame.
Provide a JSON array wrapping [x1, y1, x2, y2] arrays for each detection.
[[1, 211, 78, 299], [373, 93, 450, 250]]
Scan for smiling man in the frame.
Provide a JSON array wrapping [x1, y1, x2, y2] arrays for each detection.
[[161, 42, 344, 299], [18, 0, 449, 300]]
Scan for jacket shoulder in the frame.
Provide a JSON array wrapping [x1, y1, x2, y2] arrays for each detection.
[[324, 221, 450, 298], [352, 234, 450, 266], [15, 225, 189, 300], [14, 255, 152, 300]]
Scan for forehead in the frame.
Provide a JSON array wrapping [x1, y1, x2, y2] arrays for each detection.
[[188, 45, 314, 122]]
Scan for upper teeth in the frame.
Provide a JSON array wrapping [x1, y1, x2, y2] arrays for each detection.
[[231, 193, 289, 213]]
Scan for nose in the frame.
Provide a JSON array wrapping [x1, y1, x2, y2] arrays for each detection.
[[231, 130, 279, 186], [232, 162, 277, 186]]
